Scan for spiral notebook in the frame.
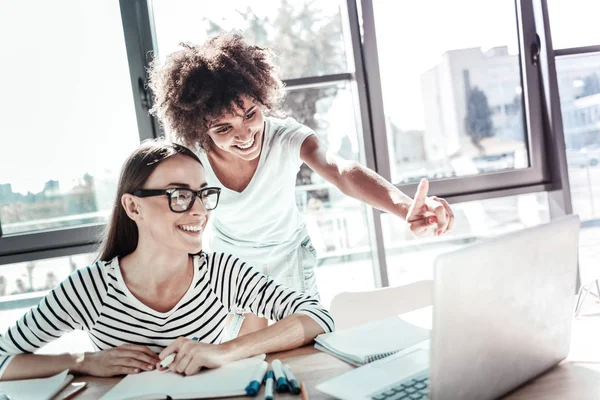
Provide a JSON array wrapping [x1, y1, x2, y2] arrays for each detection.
[[314, 316, 430, 366]]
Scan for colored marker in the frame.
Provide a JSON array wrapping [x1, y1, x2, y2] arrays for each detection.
[[264, 370, 275, 400], [271, 359, 290, 392], [283, 364, 301, 394], [245, 361, 269, 396]]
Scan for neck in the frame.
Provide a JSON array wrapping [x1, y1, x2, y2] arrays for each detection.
[[119, 239, 191, 290]]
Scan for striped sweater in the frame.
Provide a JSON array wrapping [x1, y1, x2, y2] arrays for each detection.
[[0, 252, 334, 378]]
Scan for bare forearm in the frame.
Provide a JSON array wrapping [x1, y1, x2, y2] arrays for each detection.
[[337, 161, 413, 219], [1, 353, 82, 381], [223, 315, 324, 361]]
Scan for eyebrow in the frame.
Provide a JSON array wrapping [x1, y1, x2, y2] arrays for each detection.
[[166, 182, 208, 189], [210, 106, 256, 128]]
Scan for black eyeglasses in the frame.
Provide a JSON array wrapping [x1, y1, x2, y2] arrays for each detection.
[[132, 187, 221, 213]]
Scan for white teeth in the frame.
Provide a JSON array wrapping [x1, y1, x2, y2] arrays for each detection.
[[179, 225, 203, 232], [236, 136, 254, 149]]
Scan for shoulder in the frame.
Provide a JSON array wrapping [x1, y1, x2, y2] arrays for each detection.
[[200, 252, 249, 275], [201, 251, 245, 266], [65, 259, 111, 294], [80, 259, 110, 279]]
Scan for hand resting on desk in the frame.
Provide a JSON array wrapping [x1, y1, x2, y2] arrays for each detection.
[[74, 344, 159, 377]]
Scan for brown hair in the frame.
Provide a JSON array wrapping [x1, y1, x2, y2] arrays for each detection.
[[97, 140, 202, 262], [148, 32, 284, 151]]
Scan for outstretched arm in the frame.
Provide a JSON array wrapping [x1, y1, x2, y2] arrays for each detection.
[[300, 135, 454, 235], [158, 314, 322, 375]]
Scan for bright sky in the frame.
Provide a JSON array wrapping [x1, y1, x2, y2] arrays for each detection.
[[0, 0, 598, 194]]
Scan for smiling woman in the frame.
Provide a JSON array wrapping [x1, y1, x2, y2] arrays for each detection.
[[147, 32, 453, 341], [0, 140, 332, 381], [207, 99, 265, 163]]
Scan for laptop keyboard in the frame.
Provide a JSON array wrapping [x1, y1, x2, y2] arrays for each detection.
[[370, 370, 429, 400]]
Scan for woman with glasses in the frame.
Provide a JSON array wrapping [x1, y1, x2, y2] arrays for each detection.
[[0, 140, 333, 381], [148, 32, 455, 337]]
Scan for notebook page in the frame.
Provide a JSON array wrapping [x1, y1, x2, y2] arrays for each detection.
[[0, 370, 73, 400], [315, 316, 430, 362], [100, 354, 266, 400]]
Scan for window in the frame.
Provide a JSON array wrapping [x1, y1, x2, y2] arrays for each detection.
[[370, 0, 530, 186], [151, 0, 351, 79], [0, 1, 140, 236], [0, 0, 578, 301], [149, 1, 378, 300], [0, 253, 96, 353], [382, 192, 551, 286], [556, 53, 600, 223], [547, 0, 600, 50]]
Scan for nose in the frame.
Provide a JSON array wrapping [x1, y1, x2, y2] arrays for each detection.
[[189, 194, 209, 216], [235, 126, 254, 141]]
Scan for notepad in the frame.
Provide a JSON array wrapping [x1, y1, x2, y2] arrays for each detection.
[[0, 370, 73, 400], [100, 354, 266, 400], [314, 316, 430, 366]]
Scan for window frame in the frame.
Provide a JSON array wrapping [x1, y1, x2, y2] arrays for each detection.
[[0, 0, 160, 266], [359, 0, 555, 200], [0, 0, 575, 296]]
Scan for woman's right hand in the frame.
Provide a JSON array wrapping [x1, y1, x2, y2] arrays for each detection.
[[75, 344, 159, 377]]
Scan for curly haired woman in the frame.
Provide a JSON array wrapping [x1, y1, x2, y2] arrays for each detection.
[[148, 32, 454, 337]]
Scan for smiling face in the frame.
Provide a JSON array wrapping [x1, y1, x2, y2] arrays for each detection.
[[127, 154, 210, 255], [206, 96, 265, 161]]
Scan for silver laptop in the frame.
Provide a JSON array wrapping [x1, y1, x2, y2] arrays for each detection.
[[317, 216, 580, 400]]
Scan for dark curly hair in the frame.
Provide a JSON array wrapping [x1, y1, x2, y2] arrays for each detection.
[[148, 32, 285, 151]]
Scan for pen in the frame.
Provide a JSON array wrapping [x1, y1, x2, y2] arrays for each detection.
[[160, 337, 199, 369], [283, 364, 301, 394], [271, 359, 290, 392], [264, 370, 275, 400], [245, 361, 269, 397]]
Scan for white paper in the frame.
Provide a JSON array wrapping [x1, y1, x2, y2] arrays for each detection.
[[100, 354, 266, 400], [0, 370, 73, 400]]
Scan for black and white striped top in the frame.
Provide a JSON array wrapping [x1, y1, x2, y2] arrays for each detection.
[[0, 252, 334, 378]]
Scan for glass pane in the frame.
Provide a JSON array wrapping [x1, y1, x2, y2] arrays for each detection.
[[151, 0, 350, 79], [0, 1, 140, 235], [382, 192, 551, 286], [283, 82, 376, 306], [0, 254, 96, 354], [548, 0, 600, 49], [371, 1, 529, 184], [557, 53, 600, 224]]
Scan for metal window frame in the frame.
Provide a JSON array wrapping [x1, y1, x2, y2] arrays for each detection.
[[0, 0, 161, 266], [544, 2, 600, 291], [555, 45, 600, 57], [0, 0, 576, 296], [358, 0, 556, 201]]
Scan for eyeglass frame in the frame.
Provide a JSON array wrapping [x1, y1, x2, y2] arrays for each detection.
[[131, 187, 221, 213]]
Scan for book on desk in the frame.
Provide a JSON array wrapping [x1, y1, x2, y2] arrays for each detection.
[[314, 316, 430, 366], [0, 370, 73, 400], [100, 354, 266, 400]]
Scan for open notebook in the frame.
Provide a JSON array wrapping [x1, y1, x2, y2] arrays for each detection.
[[100, 354, 266, 400], [314, 316, 430, 366], [0, 370, 73, 400]]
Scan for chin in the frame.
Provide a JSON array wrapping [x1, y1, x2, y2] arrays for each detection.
[[189, 243, 204, 254], [239, 146, 262, 161]]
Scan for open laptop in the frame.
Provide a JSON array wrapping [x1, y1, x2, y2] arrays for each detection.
[[317, 215, 580, 400]]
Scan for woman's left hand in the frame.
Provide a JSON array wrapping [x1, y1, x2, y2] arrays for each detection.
[[158, 337, 233, 376], [406, 178, 454, 236]]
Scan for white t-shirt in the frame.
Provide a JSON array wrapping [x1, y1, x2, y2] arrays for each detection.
[[198, 116, 315, 267]]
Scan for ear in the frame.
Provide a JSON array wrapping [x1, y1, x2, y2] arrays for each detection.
[[121, 193, 142, 221]]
